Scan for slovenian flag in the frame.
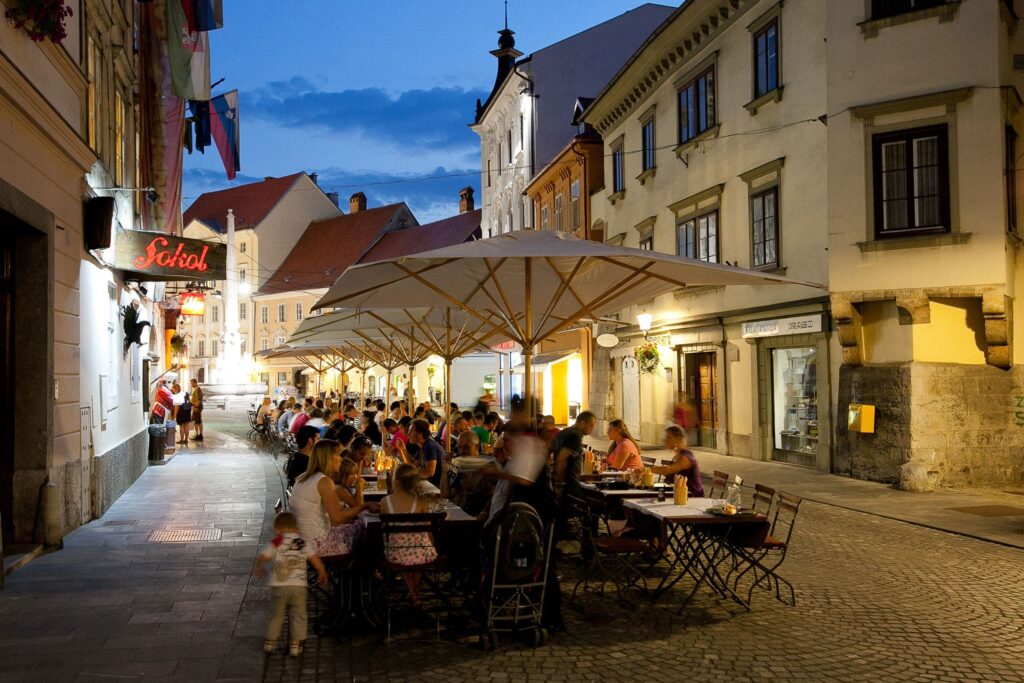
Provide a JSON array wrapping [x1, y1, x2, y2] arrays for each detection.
[[210, 91, 240, 180], [190, 0, 223, 31], [166, 0, 210, 100]]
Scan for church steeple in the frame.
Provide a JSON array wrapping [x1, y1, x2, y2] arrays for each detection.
[[476, 4, 523, 122]]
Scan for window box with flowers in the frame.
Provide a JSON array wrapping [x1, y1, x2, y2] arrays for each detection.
[[634, 342, 661, 375], [5, 0, 74, 43]]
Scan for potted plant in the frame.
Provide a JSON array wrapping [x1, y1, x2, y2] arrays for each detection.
[[169, 333, 188, 356], [5, 0, 74, 43], [634, 341, 661, 375]]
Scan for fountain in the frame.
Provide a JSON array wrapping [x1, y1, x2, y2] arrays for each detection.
[[202, 208, 267, 409]]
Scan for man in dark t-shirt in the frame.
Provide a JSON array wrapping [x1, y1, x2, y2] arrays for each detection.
[[551, 411, 597, 500]]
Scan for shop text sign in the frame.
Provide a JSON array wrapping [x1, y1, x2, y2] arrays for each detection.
[[115, 230, 226, 280], [741, 315, 822, 339]]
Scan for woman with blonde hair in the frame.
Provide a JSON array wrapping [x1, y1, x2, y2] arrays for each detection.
[[605, 419, 643, 471], [290, 439, 368, 556]]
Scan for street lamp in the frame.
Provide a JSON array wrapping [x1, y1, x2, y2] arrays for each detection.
[[637, 313, 653, 338]]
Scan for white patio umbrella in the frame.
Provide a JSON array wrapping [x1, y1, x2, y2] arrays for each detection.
[[315, 229, 823, 408], [289, 307, 506, 438]]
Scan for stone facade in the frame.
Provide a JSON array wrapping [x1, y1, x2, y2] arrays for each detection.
[[837, 362, 1024, 489]]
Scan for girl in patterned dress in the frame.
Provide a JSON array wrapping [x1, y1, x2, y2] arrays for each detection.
[[381, 464, 438, 604], [291, 440, 368, 557]]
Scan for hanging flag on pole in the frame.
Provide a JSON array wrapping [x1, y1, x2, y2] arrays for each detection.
[[210, 90, 240, 180], [191, 0, 223, 31], [166, 0, 211, 100]]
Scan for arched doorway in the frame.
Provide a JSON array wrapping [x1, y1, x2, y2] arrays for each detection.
[[621, 356, 640, 434]]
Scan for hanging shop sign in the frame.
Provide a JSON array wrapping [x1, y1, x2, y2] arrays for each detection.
[[490, 340, 519, 353], [179, 291, 206, 316], [115, 230, 227, 281], [741, 314, 823, 339]]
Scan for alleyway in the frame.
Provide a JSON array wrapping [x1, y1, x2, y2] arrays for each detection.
[[1, 414, 1022, 682]]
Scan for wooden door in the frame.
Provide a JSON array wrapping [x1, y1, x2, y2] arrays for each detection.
[[0, 236, 12, 544]]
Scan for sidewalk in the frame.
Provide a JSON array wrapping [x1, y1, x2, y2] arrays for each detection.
[[0, 424, 281, 682], [585, 437, 1024, 549]]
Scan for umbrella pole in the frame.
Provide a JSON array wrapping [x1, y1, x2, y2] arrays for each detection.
[[523, 258, 534, 421], [408, 363, 416, 411], [386, 368, 393, 408], [444, 357, 452, 455]]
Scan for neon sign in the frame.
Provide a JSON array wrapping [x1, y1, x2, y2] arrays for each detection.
[[115, 230, 227, 280]]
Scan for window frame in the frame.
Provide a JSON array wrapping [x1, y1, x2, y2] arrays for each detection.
[[612, 144, 625, 193], [639, 236, 654, 251], [277, 303, 286, 323], [239, 302, 247, 321], [554, 194, 564, 231], [260, 305, 268, 324], [871, 124, 951, 239], [295, 302, 304, 321], [750, 187, 780, 269], [540, 205, 550, 231], [570, 179, 580, 230], [752, 19, 779, 99], [677, 209, 720, 263], [677, 66, 716, 145], [641, 117, 656, 171]]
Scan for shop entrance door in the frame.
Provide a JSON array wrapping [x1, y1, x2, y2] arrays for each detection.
[[684, 352, 717, 448], [0, 235, 13, 544]]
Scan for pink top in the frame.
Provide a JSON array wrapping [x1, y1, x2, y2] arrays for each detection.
[[290, 412, 311, 434], [388, 429, 409, 448], [607, 439, 642, 471]]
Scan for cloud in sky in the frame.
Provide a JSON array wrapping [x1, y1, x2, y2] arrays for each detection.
[[182, 165, 480, 226], [241, 78, 488, 154]]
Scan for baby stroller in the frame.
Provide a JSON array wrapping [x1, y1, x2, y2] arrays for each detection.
[[480, 502, 556, 649]]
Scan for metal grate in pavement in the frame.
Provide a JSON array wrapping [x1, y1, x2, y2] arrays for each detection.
[[203, 502, 263, 512], [946, 505, 1024, 517], [102, 520, 139, 526], [148, 528, 222, 543]]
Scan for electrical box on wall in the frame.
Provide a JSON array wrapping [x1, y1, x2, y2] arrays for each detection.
[[848, 404, 876, 433]]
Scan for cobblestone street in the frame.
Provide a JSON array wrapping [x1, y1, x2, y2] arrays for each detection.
[[1, 414, 1022, 682]]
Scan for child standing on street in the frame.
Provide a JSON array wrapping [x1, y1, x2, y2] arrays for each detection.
[[254, 511, 327, 656]]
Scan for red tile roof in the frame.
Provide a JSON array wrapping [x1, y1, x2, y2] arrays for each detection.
[[183, 173, 307, 232], [259, 204, 407, 295], [360, 209, 481, 263]]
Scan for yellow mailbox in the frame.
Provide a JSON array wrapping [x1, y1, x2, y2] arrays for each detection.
[[848, 404, 876, 434]]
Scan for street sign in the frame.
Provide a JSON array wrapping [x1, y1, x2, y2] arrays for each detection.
[[115, 230, 227, 281], [741, 314, 823, 339]]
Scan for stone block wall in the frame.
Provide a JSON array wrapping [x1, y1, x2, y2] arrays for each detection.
[[91, 428, 149, 518], [836, 362, 1024, 488]]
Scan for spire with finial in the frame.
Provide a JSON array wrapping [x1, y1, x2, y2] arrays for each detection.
[[475, 1, 523, 122]]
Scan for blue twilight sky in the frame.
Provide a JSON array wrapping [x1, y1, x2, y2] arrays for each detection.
[[183, 1, 675, 223]]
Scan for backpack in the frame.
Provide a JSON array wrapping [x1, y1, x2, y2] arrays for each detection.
[[496, 502, 545, 584]]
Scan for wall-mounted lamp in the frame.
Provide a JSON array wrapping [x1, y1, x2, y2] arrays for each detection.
[[637, 312, 653, 338]]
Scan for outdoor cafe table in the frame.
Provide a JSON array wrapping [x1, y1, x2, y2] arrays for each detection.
[[362, 479, 440, 502], [579, 481, 669, 499], [623, 497, 769, 612]]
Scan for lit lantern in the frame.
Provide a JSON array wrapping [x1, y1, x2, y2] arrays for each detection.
[[180, 291, 206, 316]]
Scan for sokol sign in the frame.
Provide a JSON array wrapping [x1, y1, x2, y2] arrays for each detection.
[[115, 230, 227, 281]]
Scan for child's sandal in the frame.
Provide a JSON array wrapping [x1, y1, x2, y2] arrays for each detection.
[[263, 639, 276, 653], [289, 642, 303, 657]]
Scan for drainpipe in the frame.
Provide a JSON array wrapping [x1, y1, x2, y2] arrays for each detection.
[[716, 318, 729, 454]]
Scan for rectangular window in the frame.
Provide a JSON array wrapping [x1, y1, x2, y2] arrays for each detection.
[[1007, 125, 1018, 234], [114, 92, 125, 185], [278, 372, 288, 386], [261, 338, 269, 351], [751, 188, 779, 268], [240, 242, 246, 253], [239, 303, 247, 321], [487, 159, 492, 187], [753, 20, 779, 98], [211, 305, 219, 323], [296, 302, 304, 320], [678, 67, 716, 144], [872, 124, 949, 238], [541, 206, 550, 231], [570, 180, 580, 229], [612, 145, 625, 193], [239, 269, 246, 283], [277, 304, 286, 322], [240, 337, 247, 355], [276, 336, 286, 347], [507, 130, 513, 164], [198, 339, 205, 357], [642, 118, 656, 171], [554, 194, 563, 231], [772, 347, 818, 454], [87, 37, 98, 151], [211, 339, 218, 357], [871, 0, 947, 21], [261, 306, 268, 324], [520, 113, 524, 148], [677, 210, 719, 263], [639, 236, 653, 251]]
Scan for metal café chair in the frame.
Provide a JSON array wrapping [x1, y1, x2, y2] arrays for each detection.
[[708, 470, 731, 499], [567, 494, 649, 605], [378, 511, 449, 642], [731, 491, 802, 606], [641, 455, 657, 468]]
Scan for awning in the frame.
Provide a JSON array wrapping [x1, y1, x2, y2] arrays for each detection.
[[512, 350, 576, 371]]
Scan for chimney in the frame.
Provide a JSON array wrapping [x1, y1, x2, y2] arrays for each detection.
[[327, 192, 340, 208], [459, 187, 475, 213], [264, 176, 274, 182], [310, 172, 318, 186], [349, 192, 367, 213]]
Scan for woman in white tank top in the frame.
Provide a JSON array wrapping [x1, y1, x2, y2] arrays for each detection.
[[291, 440, 368, 557]]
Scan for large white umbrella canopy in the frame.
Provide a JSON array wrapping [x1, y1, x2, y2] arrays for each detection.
[[315, 229, 823, 405]]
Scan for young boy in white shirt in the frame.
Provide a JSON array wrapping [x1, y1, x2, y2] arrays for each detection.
[[254, 511, 327, 656]]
